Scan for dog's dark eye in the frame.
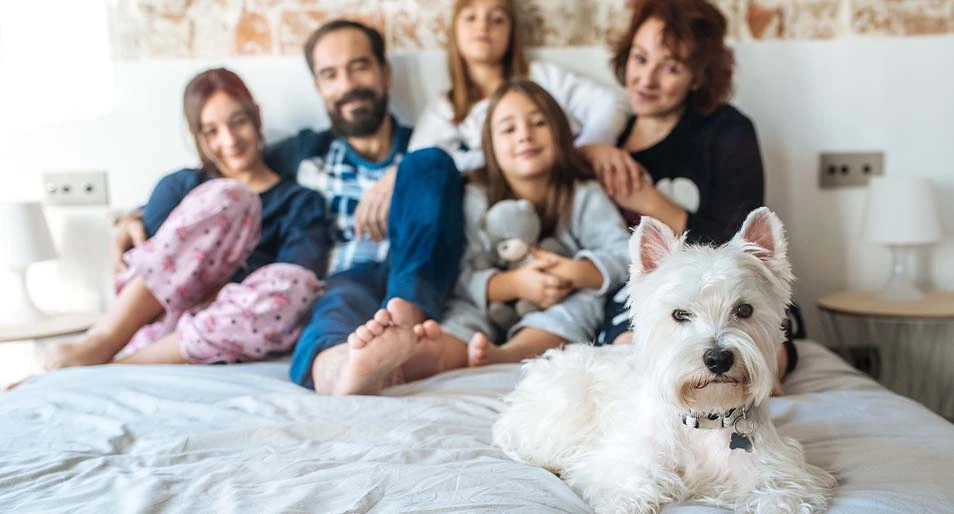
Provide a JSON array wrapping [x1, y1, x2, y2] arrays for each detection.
[[735, 303, 754, 319], [672, 309, 692, 323]]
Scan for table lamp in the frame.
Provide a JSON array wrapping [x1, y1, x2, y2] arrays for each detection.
[[0, 202, 57, 323], [863, 176, 941, 301]]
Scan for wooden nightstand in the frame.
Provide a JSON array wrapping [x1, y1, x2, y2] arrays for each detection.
[[0, 313, 99, 388], [817, 291, 954, 418]]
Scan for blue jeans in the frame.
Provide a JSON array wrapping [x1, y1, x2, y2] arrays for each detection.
[[289, 148, 465, 388]]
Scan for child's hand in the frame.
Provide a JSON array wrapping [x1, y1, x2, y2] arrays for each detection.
[[511, 256, 574, 308], [529, 248, 575, 282], [529, 249, 604, 291]]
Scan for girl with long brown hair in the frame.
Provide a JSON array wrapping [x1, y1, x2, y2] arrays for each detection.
[[44, 68, 329, 370], [407, 0, 633, 177], [399, 79, 631, 366]]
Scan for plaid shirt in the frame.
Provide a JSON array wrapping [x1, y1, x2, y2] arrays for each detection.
[[265, 118, 412, 274]]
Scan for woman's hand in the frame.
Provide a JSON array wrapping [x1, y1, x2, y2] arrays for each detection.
[[509, 256, 574, 309], [579, 143, 647, 197], [354, 165, 397, 242], [112, 213, 147, 273], [612, 185, 688, 236]]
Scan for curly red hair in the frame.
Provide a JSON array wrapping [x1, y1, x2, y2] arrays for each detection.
[[610, 0, 734, 115]]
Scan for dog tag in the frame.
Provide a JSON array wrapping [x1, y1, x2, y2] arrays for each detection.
[[730, 431, 753, 452]]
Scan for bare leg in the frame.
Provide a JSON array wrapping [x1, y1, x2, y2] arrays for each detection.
[[44, 277, 165, 369], [468, 328, 566, 366], [114, 333, 189, 364]]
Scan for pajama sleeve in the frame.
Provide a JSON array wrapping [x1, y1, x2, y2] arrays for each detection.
[[570, 181, 632, 295], [409, 98, 487, 173], [531, 61, 631, 147], [276, 187, 332, 279], [452, 185, 497, 311], [685, 114, 764, 245]]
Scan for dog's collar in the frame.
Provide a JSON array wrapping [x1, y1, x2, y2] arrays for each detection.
[[682, 406, 747, 429]]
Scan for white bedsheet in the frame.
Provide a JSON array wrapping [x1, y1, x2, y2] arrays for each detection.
[[2, 341, 953, 513]]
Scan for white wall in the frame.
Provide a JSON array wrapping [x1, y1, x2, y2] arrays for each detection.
[[1, 37, 952, 339]]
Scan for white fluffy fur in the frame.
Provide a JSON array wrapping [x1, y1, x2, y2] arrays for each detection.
[[493, 208, 836, 514]]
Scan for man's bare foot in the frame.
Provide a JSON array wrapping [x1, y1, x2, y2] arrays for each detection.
[[334, 298, 424, 395], [467, 332, 504, 367], [43, 334, 117, 370]]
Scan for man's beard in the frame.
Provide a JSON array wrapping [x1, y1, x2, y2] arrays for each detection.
[[329, 88, 389, 138]]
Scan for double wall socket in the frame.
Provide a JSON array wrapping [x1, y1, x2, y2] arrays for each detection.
[[818, 151, 884, 189], [42, 171, 110, 206]]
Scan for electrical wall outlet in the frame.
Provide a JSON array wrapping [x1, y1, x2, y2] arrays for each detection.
[[42, 171, 109, 206], [818, 151, 884, 189]]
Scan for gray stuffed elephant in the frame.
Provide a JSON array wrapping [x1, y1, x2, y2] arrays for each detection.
[[473, 199, 569, 336]]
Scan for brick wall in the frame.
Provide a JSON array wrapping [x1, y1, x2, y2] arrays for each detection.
[[107, 0, 954, 60]]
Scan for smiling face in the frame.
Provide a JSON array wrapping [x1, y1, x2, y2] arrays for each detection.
[[311, 27, 390, 137], [624, 17, 696, 119], [198, 90, 262, 176], [488, 90, 557, 183], [454, 0, 512, 67]]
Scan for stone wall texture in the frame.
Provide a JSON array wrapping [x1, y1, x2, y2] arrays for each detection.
[[107, 0, 954, 60]]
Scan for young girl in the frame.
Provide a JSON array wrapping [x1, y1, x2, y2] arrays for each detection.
[[408, 0, 635, 179], [414, 79, 631, 366], [44, 68, 329, 369]]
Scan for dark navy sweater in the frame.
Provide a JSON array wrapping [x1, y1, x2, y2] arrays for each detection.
[[141, 169, 331, 281], [618, 104, 765, 245]]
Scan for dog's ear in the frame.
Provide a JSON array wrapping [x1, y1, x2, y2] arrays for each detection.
[[731, 207, 788, 266], [629, 216, 680, 274]]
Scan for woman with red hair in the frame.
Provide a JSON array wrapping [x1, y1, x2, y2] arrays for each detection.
[[593, 0, 797, 392]]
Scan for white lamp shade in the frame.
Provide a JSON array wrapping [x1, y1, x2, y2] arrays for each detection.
[[864, 176, 942, 246], [0, 202, 57, 268]]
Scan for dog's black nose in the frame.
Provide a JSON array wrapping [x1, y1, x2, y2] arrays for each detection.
[[703, 348, 734, 375]]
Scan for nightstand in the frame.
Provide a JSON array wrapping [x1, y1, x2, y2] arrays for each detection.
[[817, 291, 954, 418], [0, 313, 99, 388]]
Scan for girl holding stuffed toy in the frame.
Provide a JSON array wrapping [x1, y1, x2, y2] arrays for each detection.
[[412, 79, 631, 366]]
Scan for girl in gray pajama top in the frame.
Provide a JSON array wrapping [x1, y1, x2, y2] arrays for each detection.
[[427, 79, 631, 367]]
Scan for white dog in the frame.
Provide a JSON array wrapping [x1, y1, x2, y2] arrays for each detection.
[[493, 208, 835, 514]]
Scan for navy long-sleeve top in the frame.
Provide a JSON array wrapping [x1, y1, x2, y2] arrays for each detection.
[[618, 104, 765, 246], [141, 169, 331, 281]]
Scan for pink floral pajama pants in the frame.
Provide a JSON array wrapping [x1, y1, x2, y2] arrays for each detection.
[[116, 178, 324, 364]]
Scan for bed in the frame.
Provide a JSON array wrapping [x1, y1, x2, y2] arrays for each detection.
[[2, 340, 953, 513]]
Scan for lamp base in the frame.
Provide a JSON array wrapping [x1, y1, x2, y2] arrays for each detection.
[[876, 279, 927, 302], [0, 268, 47, 326], [875, 245, 927, 302]]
